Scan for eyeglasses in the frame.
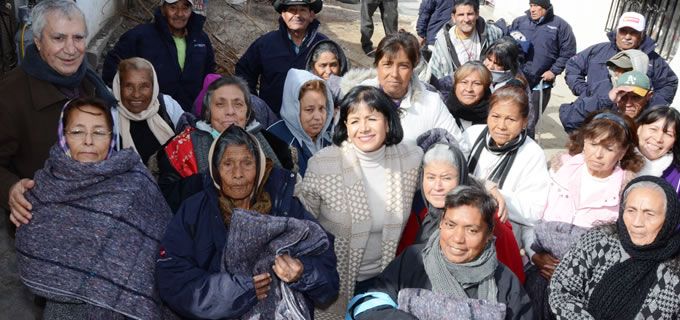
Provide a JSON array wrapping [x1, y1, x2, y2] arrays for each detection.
[[65, 129, 112, 142]]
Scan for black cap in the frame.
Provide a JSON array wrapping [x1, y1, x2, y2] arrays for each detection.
[[530, 0, 551, 9], [273, 0, 323, 14]]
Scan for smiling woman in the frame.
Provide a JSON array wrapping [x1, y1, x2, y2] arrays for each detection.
[[635, 107, 680, 189]]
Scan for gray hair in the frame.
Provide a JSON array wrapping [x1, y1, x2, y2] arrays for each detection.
[[203, 75, 253, 124], [423, 143, 460, 172], [623, 180, 667, 214], [118, 57, 154, 81], [310, 43, 340, 67], [31, 0, 87, 40]]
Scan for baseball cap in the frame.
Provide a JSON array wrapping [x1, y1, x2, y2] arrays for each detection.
[[617, 12, 645, 32], [616, 70, 651, 97], [273, 0, 323, 13], [162, 0, 194, 5], [606, 51, 633, 70]]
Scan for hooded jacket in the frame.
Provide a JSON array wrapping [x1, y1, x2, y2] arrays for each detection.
[[236, 18, 328, 115], [509, 7, 576, 88], [416, 0, 454, 45], [305, 39, 350, 77], [102, 9, 216, 112], [559, 49, 651, 133], [267, 69, 334, 176], [565, 31, 678, 106]]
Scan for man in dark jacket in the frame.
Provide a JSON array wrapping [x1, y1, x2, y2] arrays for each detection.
[[3, 0, 116, 227], [510, 0, 576, 130], [565, 11, 677, 107], [236, 0, 327, 115], [416, 0, 453, 47], [102, 0, 215, 112]]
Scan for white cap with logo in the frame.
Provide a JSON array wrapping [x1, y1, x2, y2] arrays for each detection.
[[617, 12, 646, 32]]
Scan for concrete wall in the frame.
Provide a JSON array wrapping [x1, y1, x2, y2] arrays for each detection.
[[492, 0, 614, 52]]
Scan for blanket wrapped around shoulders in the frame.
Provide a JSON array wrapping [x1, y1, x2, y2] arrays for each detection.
[[222, 209, 330, 320], [15, 145, 173, 320], [397, 288, 506, 320], [531, 221, 589, 260]]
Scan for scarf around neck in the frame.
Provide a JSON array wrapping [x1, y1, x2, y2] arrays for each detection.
[[446, 89, 491, 128], [422, 229, 498, 301], [21, 44, 116, 105], [467, 126, 527, 189], [112, 63, 175, 150], [588, 175, 680, 320]]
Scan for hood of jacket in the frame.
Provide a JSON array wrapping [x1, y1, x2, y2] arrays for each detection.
[[305, 39, 350, 77], [280, 68, 334, 154], [339, 67, 376, 98], [154, 8, 206, 38], [607, 31, 656, 55]]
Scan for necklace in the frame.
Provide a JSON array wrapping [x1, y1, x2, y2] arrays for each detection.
[[454, 26, 478, 62]]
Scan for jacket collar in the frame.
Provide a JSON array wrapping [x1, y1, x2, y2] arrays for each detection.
[[277, 17, 321, 40], [26, 70, 95, 111]]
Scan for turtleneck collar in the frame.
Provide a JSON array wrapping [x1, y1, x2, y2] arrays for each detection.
[[353, 144, 386, 167]]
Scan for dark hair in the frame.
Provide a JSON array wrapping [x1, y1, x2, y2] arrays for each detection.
[[636, 105, 680, 165], [202, 76, 253, 125], [452, 0, 480, 13], [308, 42, 344, 75], [211, 124, 261, 190], [62, 97, 114, 132], [485, 36, 521, 75], [488, 84, 530, 119], [567, 110, 644, 172], [443, 186, 497, 234], [332, 86, 404, 146], [374, 30, 420, 69]]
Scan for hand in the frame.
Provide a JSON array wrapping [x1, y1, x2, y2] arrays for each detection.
[[252, 272, 272, 301], [608, 86, 633, 103], [531, 252, 560, 280], [8, 179, 35, 227], [418, 36, 426, 47], [487, 185, 508, 223], [272, 254, 304, 283], [541, 70, 556, 82]]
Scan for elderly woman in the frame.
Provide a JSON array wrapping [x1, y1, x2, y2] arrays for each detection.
[[550, 176, 680, 319], [461, 84, 549, 264], [156, 125, 339, 319], [636, 106, 680, 179], [352, 31, 461, 143], [444, 61, 493, 131], [298, 86, 423, 318], [157, 75, 293, 212], [112, 57, 186, 164], [14, 97, 171, 319], [268, 69, 334, 176], [347, 187, 533, 320], [525, 111, 643, 319], [306, 39, 350, 81]]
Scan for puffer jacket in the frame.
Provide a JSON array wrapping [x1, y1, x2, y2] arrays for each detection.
[[102, 9, 215, 112], [565, 32, 678, 106]]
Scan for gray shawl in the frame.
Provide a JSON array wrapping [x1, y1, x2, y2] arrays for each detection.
[[397, 288, 506, 320], [15, 145, 172, 320], [221, 209, 330, 320], [531, 221, 588, 260]]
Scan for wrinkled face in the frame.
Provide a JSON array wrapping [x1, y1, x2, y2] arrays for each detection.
[[583, 134, 626, 178], [312, 52, 340, 81], [345, 103, 388, 152], [120, 69, 154, 114], [35, 12, 86, 76], [483, 54, 505, 72], [281, 5, 314, 33], [455, 71, 486, 106], [161, 1, 192, 34], [487, 100, 527, 146], [623, 186, 666, 246], [218, 144, 257, 205], [617, 92, 649, 118], [423, 161, 460, 209], [377, 48, 413, 100], [529, 4, 547, 20], [210, 85, 249, 133], [452, 4, 478, 36], [616, 27, 643, 50], [299, 89, 328, 140], [637, 118, 676, 161], [64, 105, 112, 163], [439, 205, 491, 264]]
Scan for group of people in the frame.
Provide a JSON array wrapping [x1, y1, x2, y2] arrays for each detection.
[[2, 0, 680, 319]]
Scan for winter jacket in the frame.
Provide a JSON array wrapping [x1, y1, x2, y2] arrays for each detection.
[[565, 32, 678, 106], [156, 171, 339, 319], [102, 9, 216, 112], [429, 17, 503, 80], [352, 244, 534, 320], [236, 18, 328, 115], [509, 7, 576, 88], [416, 0, 454, 46]]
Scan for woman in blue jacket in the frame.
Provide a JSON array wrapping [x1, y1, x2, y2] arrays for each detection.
[[156, 125, 339, 319]]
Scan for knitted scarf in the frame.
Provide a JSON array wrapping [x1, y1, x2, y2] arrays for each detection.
[[588, 175, 680, 320], [445, 89, 491, 129], [112, 62, 176, 151], [467, 126, 527, 189], [21, 44, 116, 105], [422, 229, 498, 301], [14, 145, 171, 320]]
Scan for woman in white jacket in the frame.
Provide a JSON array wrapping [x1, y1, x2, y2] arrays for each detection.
[[461, 83, 549, 259]]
